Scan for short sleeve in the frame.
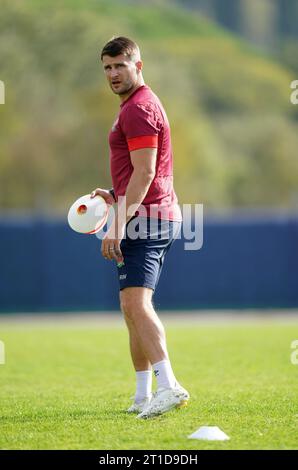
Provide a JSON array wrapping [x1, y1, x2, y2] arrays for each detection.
[[120, 103, 161, 151]]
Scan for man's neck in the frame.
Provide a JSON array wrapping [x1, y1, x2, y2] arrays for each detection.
[[120, 80, 145, 103]]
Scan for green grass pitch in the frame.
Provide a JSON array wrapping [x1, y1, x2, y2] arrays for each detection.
[[0, 317, 297, 449]]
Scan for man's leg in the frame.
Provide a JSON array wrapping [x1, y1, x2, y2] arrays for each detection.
[[122, 303, 151, 371], [120, 286, 189, 418], [120, 287, 169, 364], [120, 287, 177, 387], [120, 289, 152, 410]]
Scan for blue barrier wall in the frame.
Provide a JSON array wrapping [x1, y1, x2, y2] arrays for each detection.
[[0, 214, 297, 312]]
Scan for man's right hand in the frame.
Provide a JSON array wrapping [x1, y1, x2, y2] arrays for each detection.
[[90, 188, 115, 206]]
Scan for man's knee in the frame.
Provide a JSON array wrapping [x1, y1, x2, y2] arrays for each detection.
[[120, 287, 153, 320], [120, 294, 147, 317]]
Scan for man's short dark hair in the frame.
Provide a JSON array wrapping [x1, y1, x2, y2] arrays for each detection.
[[100, 36, 140, 61]]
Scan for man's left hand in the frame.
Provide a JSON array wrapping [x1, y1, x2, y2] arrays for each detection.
[[101, 220, 125, 264]]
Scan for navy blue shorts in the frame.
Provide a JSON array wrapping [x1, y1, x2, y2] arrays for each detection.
[[117, 216, 181, 291]]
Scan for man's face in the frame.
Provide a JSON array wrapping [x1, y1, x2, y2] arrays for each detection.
[[102, 53, 142, 96]]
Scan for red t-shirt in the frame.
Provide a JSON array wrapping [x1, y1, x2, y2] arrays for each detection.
[[108, 85, 182, 221]]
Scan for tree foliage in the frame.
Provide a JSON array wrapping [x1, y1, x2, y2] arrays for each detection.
[[0, 0, 297, 211]]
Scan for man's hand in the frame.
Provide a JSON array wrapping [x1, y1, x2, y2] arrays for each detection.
[[91, 188, 123, 263], [90, 188, 115, 206], [90, 187, 123, 263], [101, 216, 125, 264]]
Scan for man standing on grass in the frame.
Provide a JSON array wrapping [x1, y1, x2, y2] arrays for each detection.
[[91, 36, 189, 418]]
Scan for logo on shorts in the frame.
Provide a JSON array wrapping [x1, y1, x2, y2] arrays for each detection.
[[119, 274, 127, 280], [153, 369, 159, 377]]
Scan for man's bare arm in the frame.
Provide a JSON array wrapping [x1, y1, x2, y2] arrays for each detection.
[[100, 147, 157, 262], [118, 147, 157, 225]]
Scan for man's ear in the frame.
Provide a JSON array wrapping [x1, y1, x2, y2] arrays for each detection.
[[136, 60, 143, 73]]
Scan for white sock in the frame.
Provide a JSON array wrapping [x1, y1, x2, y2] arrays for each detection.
[[135, 370, 152, 403], [152, 359, 177, 390]]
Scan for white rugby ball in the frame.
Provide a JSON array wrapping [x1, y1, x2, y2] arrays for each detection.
[[67, 194, 108, 234]]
